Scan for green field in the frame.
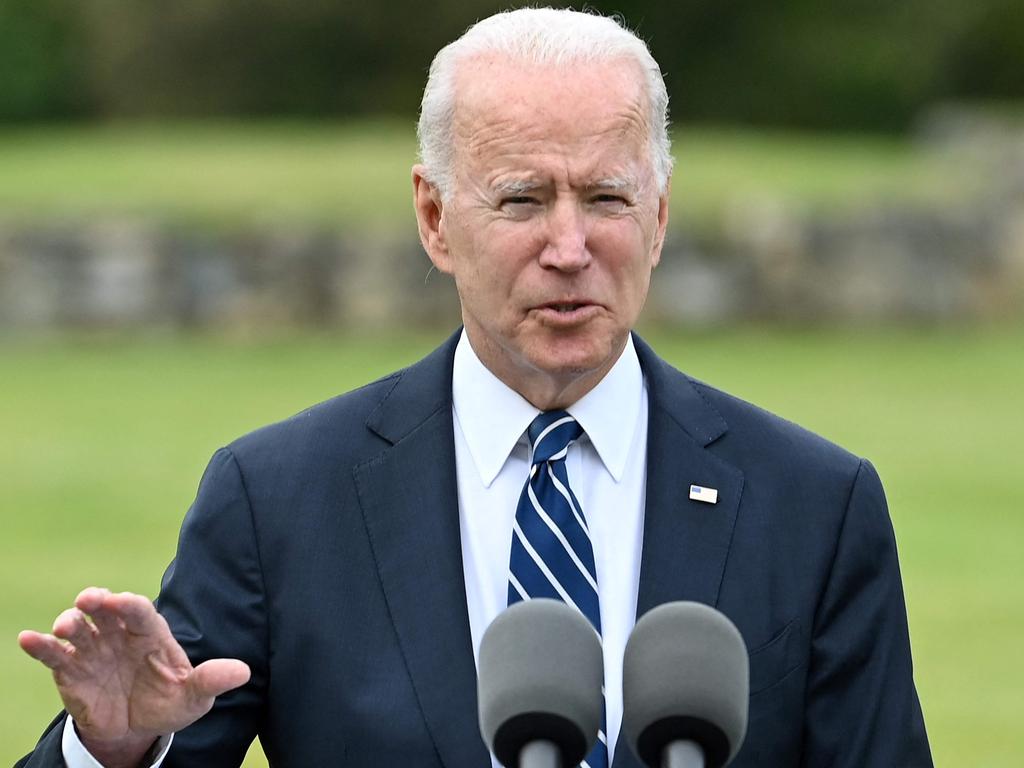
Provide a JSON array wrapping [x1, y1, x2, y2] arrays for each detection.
[[0, 120, 976, 232], [3, 327, 1022, 765]]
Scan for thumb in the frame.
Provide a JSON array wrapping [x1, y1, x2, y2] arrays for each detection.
[[190, 658, 251, 700]]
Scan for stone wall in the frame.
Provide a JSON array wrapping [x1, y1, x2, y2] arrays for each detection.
[[3, 118, 1023, 330], [651, 195, 1024, 326], [0, 223, 463, 331]]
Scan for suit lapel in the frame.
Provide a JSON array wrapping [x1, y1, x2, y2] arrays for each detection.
[[353, 333, 490, 768], [351, 332, 745, 768], [612, 337, 745, 768]]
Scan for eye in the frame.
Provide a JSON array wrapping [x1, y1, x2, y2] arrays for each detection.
[[499, 196, 542, 218], [590, 193, 630, 210]]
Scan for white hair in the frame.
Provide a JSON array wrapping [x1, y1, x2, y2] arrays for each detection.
[[417, 7, 673, 200]]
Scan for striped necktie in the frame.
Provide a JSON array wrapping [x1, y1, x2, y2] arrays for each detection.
[[507, 410, 608, 768]]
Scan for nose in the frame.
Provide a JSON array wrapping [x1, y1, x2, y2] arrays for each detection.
[[538, 199, 590, 272]]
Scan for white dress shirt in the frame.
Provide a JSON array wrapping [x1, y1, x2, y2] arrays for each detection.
[[454, 331, 648, 767], [65, 330, 649, 767], [62, 718, 171, 767]]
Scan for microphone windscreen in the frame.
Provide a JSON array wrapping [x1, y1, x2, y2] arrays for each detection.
[[622, 601, 749, 768], [478, 599, 604, 767]]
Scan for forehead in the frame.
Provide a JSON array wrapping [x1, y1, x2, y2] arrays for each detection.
[[451, 55, 653, 184]]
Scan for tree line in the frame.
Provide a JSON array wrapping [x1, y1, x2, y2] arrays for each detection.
[[2, 0, 1021, 130]]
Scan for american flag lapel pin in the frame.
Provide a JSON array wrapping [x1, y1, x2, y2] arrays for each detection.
[[689, 484, 719, 504]]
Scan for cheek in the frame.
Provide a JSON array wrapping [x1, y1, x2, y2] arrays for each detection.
[[452, 241, 519, 315], [468, 229, 540, 287], [594, 234, 657, 309], [593, 225, 653, 271]]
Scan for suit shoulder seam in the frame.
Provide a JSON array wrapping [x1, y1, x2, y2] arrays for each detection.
[[218, 446, 273, 662]]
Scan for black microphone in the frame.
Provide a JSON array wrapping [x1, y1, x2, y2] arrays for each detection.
[[478, 599, 604, 768], [622, 602, 749, 768]]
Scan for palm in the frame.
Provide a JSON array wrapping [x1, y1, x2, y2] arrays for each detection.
[[54, 611, 201, 739]]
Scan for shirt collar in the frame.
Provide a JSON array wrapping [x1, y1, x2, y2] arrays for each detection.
[[452, 330, 644, 486]]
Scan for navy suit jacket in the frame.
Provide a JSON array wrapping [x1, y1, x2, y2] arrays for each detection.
[[20, 331, 931, 767]]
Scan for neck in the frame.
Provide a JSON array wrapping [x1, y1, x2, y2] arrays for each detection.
[[464, 329, 626, 411], [511, 368, 609, 411]]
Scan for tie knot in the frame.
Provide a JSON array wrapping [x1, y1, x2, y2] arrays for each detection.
[[528, 411, 583, 465]]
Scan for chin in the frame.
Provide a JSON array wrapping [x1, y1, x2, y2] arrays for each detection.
[[527, 338, 615, 379]]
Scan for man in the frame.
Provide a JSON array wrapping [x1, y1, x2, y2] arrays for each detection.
[[18, 8, 931, 767]]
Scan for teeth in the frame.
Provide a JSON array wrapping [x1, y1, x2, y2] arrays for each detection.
[[554, 304, 579, 311]]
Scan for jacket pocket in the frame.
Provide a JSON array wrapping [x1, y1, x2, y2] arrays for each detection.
[[747, 618, 806, 697]]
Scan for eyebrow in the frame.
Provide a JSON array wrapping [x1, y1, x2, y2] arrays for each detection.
[[586, 174, 639, 193], [491, 178, 545, 197], [490, 174, 640, 197]]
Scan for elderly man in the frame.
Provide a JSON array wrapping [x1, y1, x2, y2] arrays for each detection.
[[18, 8, 931, 768]]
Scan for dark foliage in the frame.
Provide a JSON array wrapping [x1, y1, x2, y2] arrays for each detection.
[[1, 0, 1020, 129]]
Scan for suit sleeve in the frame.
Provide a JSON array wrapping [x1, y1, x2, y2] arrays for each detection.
[[153, 447, 269, 765], [801, 459, 932, 766]]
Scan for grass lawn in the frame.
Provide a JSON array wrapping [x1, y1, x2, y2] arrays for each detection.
[[2, 326, 1021, 765], [0, 120, 976, 233]]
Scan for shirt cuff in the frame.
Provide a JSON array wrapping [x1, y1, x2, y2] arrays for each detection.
[[62, 715, 174, 767]]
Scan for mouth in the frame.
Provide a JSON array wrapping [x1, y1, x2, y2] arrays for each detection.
[[532, 300, 602, 325]]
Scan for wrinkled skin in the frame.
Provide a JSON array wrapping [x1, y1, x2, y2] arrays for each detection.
[[18, 587, 249, 767], [414, 54, 670, 409]]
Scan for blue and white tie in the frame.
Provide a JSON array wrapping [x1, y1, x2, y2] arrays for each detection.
[[508, 411, 608, 768]]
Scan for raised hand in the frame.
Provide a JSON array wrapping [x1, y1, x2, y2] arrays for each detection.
[[18, 587, 250, 768]]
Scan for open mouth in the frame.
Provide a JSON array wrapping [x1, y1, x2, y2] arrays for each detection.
[[533, 302, 600, 324]]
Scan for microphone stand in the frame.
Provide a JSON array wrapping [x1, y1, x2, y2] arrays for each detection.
[[662, 741, 705, 768], [518, 740, 560, 768]]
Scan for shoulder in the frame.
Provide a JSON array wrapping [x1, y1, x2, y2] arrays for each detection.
[[690, 375, 879, 524], [636, 335, 865, 488], [225, 370, 401, 467], [220, 331, 459, 474], [691, 377, 861, 474]]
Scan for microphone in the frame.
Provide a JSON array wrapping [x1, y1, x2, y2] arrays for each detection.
[[622, 602, 749, 768], [478, 599, 604, 768]]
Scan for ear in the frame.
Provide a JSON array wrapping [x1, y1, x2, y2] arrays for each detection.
[[650, 177, 671, 269], [412, 165, 453, 274]]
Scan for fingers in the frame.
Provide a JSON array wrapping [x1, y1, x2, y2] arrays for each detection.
[[74, 587, 123, 635], [20, 605, 99, 669], [52, 608, 99, 653], [19, 593, 109, 671], [18, 630, 72, 670], [190, 659, 251, 700], [73, 586, 113, 614], [75, 588, 164, 637], [20, 587, 162, 668], [109, 593, 167, 637]]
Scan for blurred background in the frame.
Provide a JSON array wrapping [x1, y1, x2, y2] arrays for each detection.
[[1, 1, 1021, 765]]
